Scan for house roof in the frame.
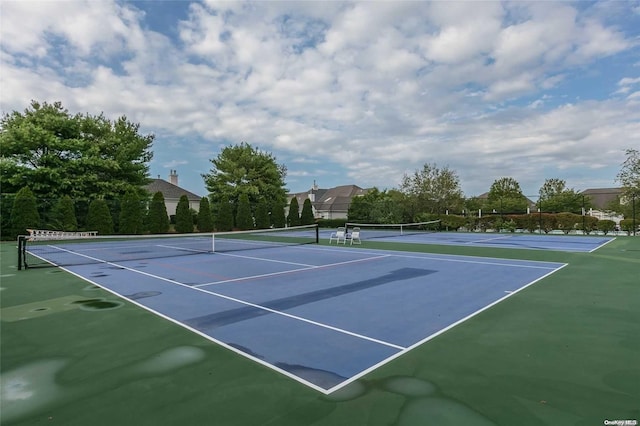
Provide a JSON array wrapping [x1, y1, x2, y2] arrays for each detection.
[[289, 184, 366, 212], [581, 188, 623, 209], [315, 185, 366, 212], [144, 179, 202, 201]]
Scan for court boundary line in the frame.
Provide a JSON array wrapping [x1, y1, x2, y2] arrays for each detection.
[[294, 244, 563, 270], [53, 266, 334, 394], [589, 237, 617, 253], [195, 253, 392, 287], [324, 262, 569, 394], [45, 245, 405, 347], [28, 242, 568, 394], [343, 231, 616, 252]]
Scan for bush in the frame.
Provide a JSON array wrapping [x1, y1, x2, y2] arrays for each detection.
[[556, 212, 581, 234], [620, 219, 637, 235], [577, 216, 598, 235], [597, 220, 616, 235], [440, 215, 466, 231], [317, 219, 348, 229]]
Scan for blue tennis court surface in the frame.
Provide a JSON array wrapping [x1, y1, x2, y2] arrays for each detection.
[[46, 241, 566, 394], [331, 230, 615, 252]]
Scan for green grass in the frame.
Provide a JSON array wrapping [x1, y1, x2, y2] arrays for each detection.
[[1, 236, 638, 425]]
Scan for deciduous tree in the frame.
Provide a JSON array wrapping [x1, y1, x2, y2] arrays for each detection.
[[487, 177, 528, 213], [538, 178, 587, 213], [399, 163, 464, 220], [203, 142, 287, 212], [0, 101, 153, 201]]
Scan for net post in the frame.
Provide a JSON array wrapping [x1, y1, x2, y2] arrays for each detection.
[[212, 233, 216, 253], [17, 236, 25, 270], [315, 223, 319, 244]]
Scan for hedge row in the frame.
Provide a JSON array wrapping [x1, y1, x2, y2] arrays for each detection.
[[438, 213, 631, 235]]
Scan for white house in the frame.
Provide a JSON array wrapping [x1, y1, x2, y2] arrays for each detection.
[[144, 170, 202, 216]]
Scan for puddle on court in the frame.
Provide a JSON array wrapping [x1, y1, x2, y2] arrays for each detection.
[[325, 376, 495, 424], [0, 296, 123, 321], [1, 346, 206, 423], [73, 299, 124, 311], [0, 359, 71, 424], [133, 346, 206, 374]]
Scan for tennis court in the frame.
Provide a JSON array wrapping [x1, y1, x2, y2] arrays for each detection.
[[3, 229, 638, 425], [16, 227, 565, 392], [339, 223, 614, 252]]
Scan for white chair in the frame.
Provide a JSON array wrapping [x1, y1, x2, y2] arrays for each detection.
[[349, 227, 361, 245], [329, 227, 346, 244]]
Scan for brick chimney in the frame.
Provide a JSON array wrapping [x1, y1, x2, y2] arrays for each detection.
[[169, 170, 178, 186]]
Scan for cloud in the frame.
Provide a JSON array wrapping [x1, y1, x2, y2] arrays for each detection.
[[1, 0, 638, 197]]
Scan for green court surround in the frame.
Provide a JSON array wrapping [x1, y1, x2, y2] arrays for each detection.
[[1, 235, 639, 425]]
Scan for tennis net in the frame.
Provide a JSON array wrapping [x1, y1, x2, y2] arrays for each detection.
[[17, 224, 319, 269], [344, 220, 441, 240]]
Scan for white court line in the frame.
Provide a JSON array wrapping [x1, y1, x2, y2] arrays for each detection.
[[312, 246, 560, 269], [291, 244, 563, 269], [44, 245, 404, 353], [468, 235, 513, 244], [589, 237, 617, 253], [34, 241, 569, 395], [195, 254, 391, 287], [211, 251, 317, 268], [324, 262, 569, 394], [51, 265, 332, 394]]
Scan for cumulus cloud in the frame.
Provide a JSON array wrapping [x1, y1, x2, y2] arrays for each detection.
[[1, 0, 638, 196]]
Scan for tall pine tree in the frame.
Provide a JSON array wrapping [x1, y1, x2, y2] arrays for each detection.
[[300, 198, 315, 225], [10, 187, 40, 237], [287, 197, 300, 227], [197, 197, 214, 232], [51, 195, 77, 231], [216, 196, 233, 231], [271, 201, 286, 228], [87, 199, 114, 235], [175, 195, 194, 233], [147, 191, 170, 233], [235, 193, 254, 230], [254, 198, 270, 229], [119, 190, 144, 234]]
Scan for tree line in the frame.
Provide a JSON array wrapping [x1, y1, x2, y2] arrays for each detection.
[[3, 187, 319, 239], [1, 101, 638, 238]]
